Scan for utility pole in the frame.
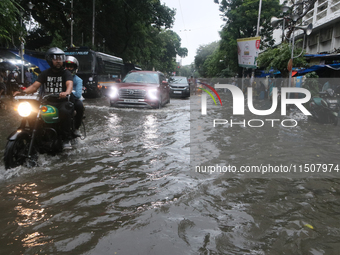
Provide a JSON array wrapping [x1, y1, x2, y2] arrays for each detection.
[[251, 0, 262, 85], [256, 0, 262, 37], [71, 0, 73, 47], [92, 0, 95, 48], [20, 12, 24, 84]]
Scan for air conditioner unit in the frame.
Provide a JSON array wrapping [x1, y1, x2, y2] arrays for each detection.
[[320, 28, 333, 42]]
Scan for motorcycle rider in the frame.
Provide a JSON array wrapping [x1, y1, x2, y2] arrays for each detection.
[[65, 56, 84, 135], [13, 47, 74, 150]]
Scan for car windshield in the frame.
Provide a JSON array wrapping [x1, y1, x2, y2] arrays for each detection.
[[123, 72, 158, 84], [169, 77, 188, 84]]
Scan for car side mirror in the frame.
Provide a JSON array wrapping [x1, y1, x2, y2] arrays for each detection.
[[162, 80, 168, 85]]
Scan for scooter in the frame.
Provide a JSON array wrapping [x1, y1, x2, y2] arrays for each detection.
[[309, 83, 340, 125]]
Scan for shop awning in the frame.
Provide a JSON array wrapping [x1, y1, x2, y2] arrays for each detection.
[[10, 50, 49, 71], [293, 63, 340, 76], [22, 53, 49, 71]]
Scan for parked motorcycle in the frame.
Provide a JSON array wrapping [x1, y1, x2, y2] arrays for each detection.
[[309, 82, 340, 125], [4, 93, 86, 169]]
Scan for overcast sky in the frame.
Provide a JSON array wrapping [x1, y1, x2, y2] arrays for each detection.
[[161, 0, 225, 66]]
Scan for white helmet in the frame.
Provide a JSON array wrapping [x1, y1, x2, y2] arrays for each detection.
[[45, 47, 65, 70], [65, 56, 79, 74]]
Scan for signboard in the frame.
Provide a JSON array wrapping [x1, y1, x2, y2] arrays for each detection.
[[65, 51, 89, 55], [237, 36, 261, 69]]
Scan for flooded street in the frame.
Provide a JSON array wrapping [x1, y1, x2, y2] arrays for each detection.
[[1, 93, 340, 254]]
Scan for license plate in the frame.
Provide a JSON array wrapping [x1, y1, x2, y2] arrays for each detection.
[[173, 91, 182, 94], [123, 99, 139, 103]]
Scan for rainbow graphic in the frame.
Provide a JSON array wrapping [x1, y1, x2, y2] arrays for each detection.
[[198, 82, 222, 106]]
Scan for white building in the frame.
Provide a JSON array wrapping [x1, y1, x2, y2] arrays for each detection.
[[273, 0, 340, 63]]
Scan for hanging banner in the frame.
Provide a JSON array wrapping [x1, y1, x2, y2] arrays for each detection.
[[237, 36, 261, 69]]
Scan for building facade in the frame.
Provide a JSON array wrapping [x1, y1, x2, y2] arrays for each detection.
[[273, 0, 340, 59]]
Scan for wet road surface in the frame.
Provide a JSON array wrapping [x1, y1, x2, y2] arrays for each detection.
[[0, 93, 340, 254]]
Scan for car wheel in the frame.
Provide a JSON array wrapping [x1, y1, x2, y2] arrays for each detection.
[[158, 98, 162, 109]]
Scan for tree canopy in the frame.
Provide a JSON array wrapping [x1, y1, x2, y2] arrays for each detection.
[[194, 0, 281, 77], [257, 41, 307, 78], [217, 0, 281, 76], [197, 0, 317, 78], [0, 0, 24, 48], [0, 0, 187, 74]]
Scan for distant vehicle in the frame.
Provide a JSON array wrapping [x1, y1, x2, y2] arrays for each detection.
[[108, 70, 170, 108], [65, 47, 124, 98], [168, 76, 190, 98]]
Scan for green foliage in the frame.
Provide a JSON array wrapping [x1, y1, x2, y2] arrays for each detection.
[[2, 0, 187, 74], [194, 41, 219, 77], [152, 29, 188, 73], [49, 31, 66, 50], [0, 0, 24, 47], [176, 64, 195, 77], [220, 0, 280, 48], [257, 42, 307, 78], [205, 0, 281, 76]]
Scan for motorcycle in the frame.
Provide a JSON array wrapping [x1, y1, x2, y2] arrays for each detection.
[[4, 93, 86, 169], [309, 82, 340, 125]]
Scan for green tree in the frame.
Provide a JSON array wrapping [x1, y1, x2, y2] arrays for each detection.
[[0, 0, 24, 47], [194, 41, 219, 77], [257, 41, 306, 78], [147, 29, 187, 73], [213, 0, 281, 75], [4, 0, 187, 74], [175, 64, 195, 77]]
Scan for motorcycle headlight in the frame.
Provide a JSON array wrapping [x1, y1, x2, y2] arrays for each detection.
[[17, 102, 32, 117], [148, 89, 158, 100]]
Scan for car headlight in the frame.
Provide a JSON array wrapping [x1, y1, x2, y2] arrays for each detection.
[[17, 102, 32, 117], [110, 87, 118, 98], [148, 89, 158, 100]]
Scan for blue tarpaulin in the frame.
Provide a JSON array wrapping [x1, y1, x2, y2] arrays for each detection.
[[256, 68, 300, 78], [293, 63, 340, 76], [256, 69, 280, 78], [23, 54, 49, 71], [10, 50, 49, 71]]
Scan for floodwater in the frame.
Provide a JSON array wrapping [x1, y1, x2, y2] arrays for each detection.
[[0, 91, 340, 255]]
